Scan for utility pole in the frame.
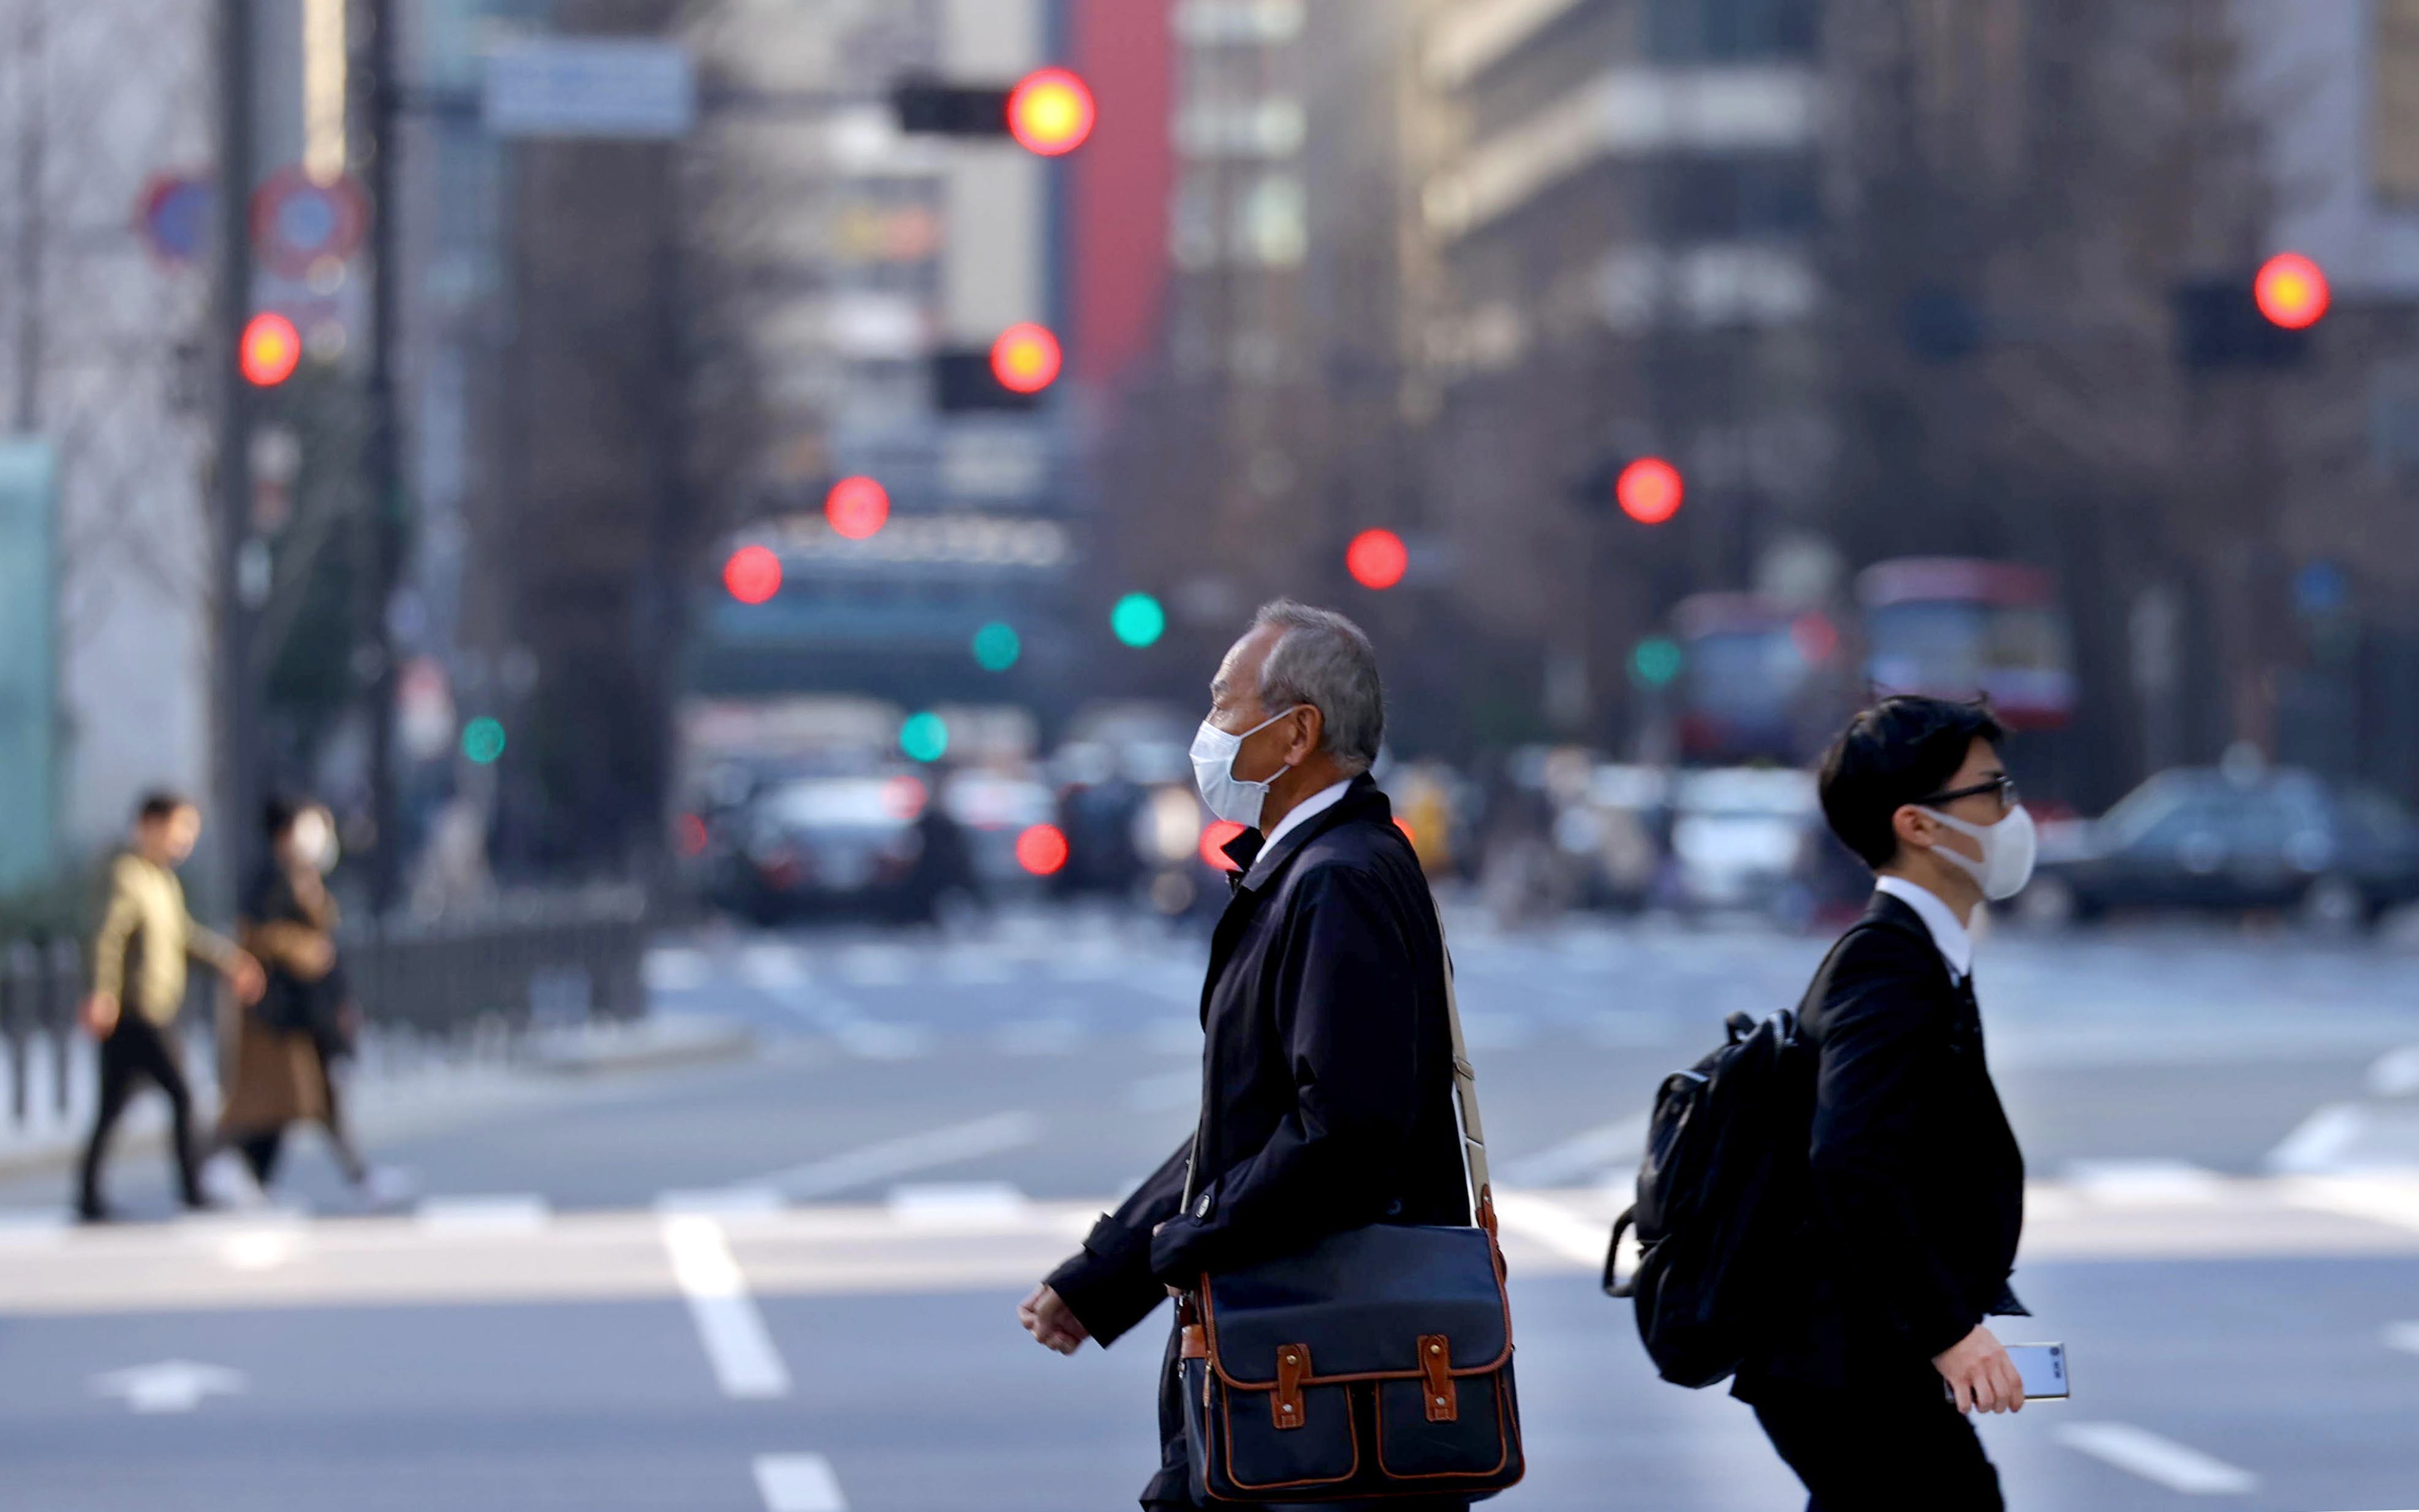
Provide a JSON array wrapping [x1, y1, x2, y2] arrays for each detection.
[[213, 0, 258, 901], [361, 0, 403, 913]]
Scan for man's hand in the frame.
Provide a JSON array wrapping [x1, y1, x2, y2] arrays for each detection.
[[1018, 1283, 1089, 1356], [225, 950, 267, 1007], [1934, 1323, 2024, 1414], [292, 934, 336, 979], [78, 992, 121, 1040]]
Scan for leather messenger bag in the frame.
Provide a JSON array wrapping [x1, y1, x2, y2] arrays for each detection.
[[1176, 923, 1524, 1502]]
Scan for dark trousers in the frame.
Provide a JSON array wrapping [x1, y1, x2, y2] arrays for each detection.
[[77, 1013, 203, 1214], [233, 1067, 365, 1188], [1751, 1382, 2004, 1511]]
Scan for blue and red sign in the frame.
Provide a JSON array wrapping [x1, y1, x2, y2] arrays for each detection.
[[251, 166, 368, 279], [135, 173, 214, 265]]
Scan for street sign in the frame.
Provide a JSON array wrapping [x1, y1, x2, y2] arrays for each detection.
[[135, 173, 214, 265], [251, 167, 368, 278], [483, 39, 695, 140]]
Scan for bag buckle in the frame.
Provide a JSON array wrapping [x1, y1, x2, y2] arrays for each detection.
[[1273, 1344, 1311, 1431], [1419, 1334, 1458, 1423]]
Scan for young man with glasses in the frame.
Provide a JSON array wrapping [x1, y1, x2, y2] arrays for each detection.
[[1735, 696, 2034, 1509]]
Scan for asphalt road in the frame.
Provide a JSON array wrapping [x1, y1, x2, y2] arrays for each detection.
[[2, 905, 2417, 1511]]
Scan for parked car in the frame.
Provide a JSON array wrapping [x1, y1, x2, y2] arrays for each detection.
[[2024, 766, 2419, 929]]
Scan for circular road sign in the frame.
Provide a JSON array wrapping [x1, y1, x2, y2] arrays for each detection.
[[251, 167, 368, 279], [136, 173, 215, 265]]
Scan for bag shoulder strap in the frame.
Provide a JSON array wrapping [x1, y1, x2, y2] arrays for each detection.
[[1433, 904, 1496, 1236]]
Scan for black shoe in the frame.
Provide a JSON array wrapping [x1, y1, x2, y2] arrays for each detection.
[[75, 1200, 116, 1225]]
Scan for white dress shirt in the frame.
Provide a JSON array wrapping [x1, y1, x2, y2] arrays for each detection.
[[1872, 875, 1975, 983], [1260, 778, 1353, 851]]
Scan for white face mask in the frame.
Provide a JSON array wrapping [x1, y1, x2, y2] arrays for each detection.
[[1189, 707, 1301, 830], [1921, 803, 2037, 901]]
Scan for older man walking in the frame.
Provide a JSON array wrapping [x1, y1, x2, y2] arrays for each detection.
[[1018, 600, 1474, 1511]]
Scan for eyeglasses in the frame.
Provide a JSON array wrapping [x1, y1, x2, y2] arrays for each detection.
[[1918, 774, 2020, 812]]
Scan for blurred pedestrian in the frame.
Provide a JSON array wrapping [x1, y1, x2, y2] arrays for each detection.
[[1735, 697, 2033, 1508], [1020, 600, 1483, 1510], [215, 798, 374, 1198], [905, 770, 980, 924], [76, 791, 266, 1222]]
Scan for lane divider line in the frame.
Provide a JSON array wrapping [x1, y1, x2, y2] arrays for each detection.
[[662, 1215, 792, 1399], [754, 1452, 847, 1511], [1490, 1192, 1611, 1268], [2385, 1320, 2419, 1356], [414, 1195, 550, 1234], [2054, 1421, 2258, 1495], [749, 1111, 1042, 1202]]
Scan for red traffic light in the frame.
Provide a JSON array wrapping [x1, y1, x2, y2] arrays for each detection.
[[825, 475, 891, 540], [1015, 823, 1071, 877], [1616, 457, 1684, 525], [723, 545, 782, 605], [2254, 252, 2329, 330], [239, 312, 302, 387], [1346, 528, 1409, 591], [1200, 820, 1247, 872], [1007, 68, 1096, 156], [990, 323, 1063, 395]]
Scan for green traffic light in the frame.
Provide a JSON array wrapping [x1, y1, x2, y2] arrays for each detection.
[[1110, 592, 1165, 648], [900, 711, 950, 763], [1631, 637, 1684, 689], [461, 716, 508, 765], [972, 621, 1021, 671]]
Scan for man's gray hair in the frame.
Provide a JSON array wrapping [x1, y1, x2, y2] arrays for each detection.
[[1252, 599, 1384, 775]]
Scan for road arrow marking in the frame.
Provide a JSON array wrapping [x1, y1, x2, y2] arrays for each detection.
[[2056, 1421, 2258, 1494], [90, 1360, 248, 1414]]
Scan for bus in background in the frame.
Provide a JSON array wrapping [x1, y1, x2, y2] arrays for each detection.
[[1857, 558, 2076, 730], [1672, 592, 1850, 766]]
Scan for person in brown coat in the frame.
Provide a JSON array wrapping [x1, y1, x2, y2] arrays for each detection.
[[216, 798, 369, 1193]]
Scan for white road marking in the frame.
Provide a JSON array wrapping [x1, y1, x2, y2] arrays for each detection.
[[2284, 1174, 2419, 1235], [2369, 1044, 2419, 1097], [415, 1195, 550, 1234], [2266, 1104, 2368, 1173], [888, 1182, 1031, 1225], [2384, 1320, 2419, 1355], [0, 1209, 69, 1249], [656, 1186, 787, 1217], [738, 945, 809, 991], [1501, 1115, 1647, 1189], [1491, 1192, 1611, 1267], [836, 945, 912, 986], [754, 1453, 847, 1511], [2055, 1422, 2258, 1494], [661, 1215, 790, 1399], [2064, 1159, 2226, 1206], [753, 1111, 1043, 1201], [1125, 1070, 1198, 1112], [90, 1359, 247, 1414], [216, 1226, 306, 1272], [643, 947, 714, 992]]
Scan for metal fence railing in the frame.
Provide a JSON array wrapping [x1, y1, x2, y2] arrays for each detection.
[[0, 886, 651, 1144]]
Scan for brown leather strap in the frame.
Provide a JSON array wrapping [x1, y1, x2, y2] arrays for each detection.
[[1419, 1334, 1458, 1423], [1272, 1344, 1310, 1431], [1179, 1325, 1207, 1360]]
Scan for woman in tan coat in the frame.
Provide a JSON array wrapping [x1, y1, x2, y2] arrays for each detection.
[[218, 798, 369, 1192]]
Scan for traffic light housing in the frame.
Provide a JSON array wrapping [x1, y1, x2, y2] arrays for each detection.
[[893, 68, 1095, 156], [934, 347, 1045, 412], [2176, 256, 2328, 369]]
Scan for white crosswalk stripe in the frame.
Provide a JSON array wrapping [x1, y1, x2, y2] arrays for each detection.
[[755, 1454, 847, 1511], [2055, 1421, 2258, 1494]]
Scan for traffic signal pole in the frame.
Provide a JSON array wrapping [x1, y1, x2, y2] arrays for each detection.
[[362, 0, 403, 913], [213, 0, 259, 900]]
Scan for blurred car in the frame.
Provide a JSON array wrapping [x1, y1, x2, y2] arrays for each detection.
[[717, 774, 929, 924], [1669, 767, 1822, 917], [942, 769, 1058, 891], [2025, 766, 2419, 929]]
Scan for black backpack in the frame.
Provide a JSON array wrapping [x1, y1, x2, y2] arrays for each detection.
[[1603, 1002, 1818, 1388]]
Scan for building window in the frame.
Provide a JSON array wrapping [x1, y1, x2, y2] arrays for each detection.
[[2378, 0, 2419, 199], [1652, 155, 1822, 241], [1648, 0, 1818, 62]]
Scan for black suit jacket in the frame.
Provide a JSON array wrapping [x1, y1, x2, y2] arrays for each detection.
[[1738, 891, 2026, 1397], [1045, 776, 1469, 1506]]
